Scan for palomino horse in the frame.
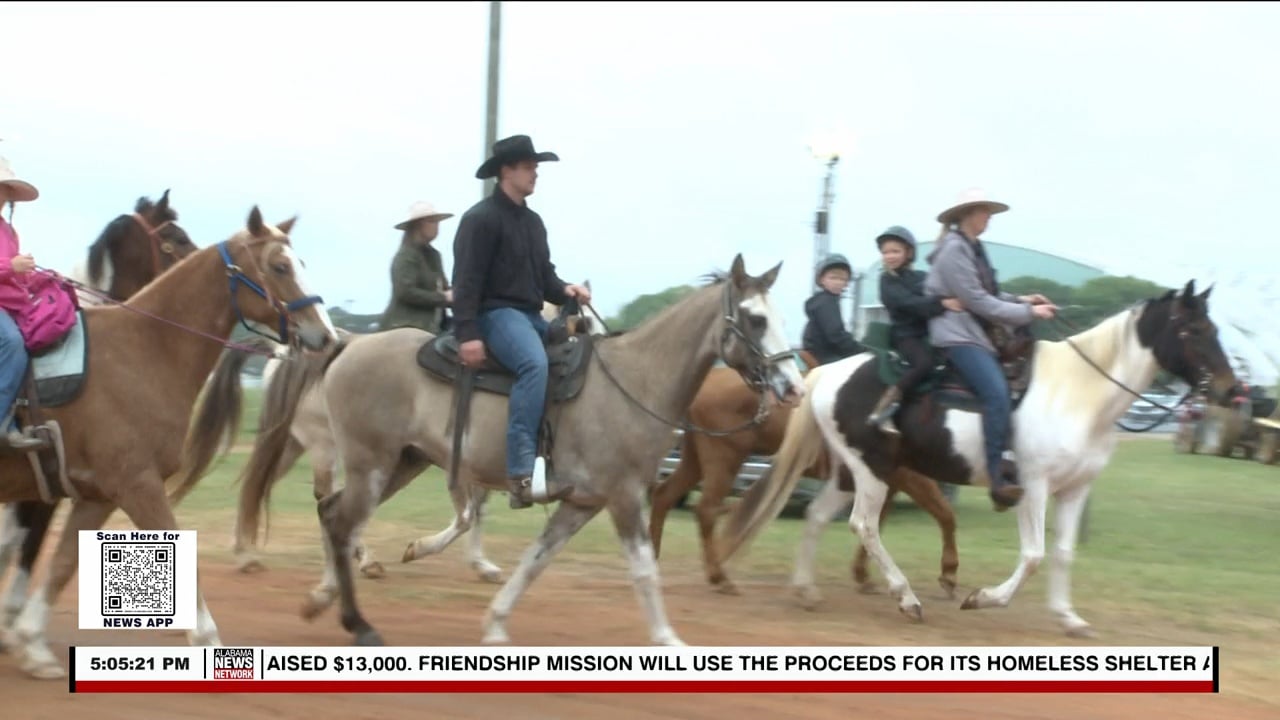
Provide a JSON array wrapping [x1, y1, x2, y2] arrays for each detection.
[[222, 286, 600, 583], [0, 192, 199, 629], [717, 282, 1239, 634], [647, 357, 960, 603], [234, 256, 804, 646], [0, 207, 336, 680]]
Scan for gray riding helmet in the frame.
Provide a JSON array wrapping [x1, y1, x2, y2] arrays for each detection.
[[875, 225, 917, 249], [814, 253, 853, 284]]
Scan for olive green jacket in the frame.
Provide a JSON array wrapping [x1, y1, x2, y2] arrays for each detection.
[[380, 241, 450, 334]]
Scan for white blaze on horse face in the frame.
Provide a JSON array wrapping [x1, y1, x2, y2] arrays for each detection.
[[739, 292, 805, 397], [280, 245, 338, 338]]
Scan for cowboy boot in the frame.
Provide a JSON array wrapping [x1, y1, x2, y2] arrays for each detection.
[[989, 455, 1024, 512], [867, 386, 903, 435], [507, 457, 574, 510]]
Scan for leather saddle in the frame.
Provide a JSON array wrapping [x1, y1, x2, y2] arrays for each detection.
[[415, 307, 595, 404]]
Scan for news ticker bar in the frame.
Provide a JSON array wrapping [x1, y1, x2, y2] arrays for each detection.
[[69, 645, 1219, 694]]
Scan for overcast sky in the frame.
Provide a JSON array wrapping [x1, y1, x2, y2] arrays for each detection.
[[4, 1, 1280, 379]]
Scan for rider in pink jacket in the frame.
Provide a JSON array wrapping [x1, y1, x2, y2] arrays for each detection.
[[0, 153, 47, 450]]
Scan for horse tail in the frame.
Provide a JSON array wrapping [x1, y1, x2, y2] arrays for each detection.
[[716, 365, 827, 564], [166, 337, 274, 505], [235, 337, 345, 549]]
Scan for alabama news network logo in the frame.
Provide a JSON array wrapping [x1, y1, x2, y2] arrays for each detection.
[[213, 647, 256, 680]]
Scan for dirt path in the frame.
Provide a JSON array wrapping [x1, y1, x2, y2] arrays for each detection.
[[3, 553, 1275, 720]]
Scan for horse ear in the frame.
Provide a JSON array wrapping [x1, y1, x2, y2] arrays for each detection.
[[1181, 279, 1197, 307], [758, 260, 783, 291], [583, 278, 592, 291], [276, 216, 298, 236], [247, 206, 266, 237], [1198, 282, 1214, 301], [156, 189, 170, 211], [729, 254, 747, 286]]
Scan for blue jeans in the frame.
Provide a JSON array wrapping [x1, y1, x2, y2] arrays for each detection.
[[478, 307, 549, 478], [945, 344, 1011, 482], [0, 311, 29, 431]]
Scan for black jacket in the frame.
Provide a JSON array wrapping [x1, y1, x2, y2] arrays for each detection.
[[802, 291, 863, 365], [450, 187, 570, 343], [880, 267, 945, 340]]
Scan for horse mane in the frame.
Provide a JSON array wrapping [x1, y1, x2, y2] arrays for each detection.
[[86, 195, 181, 286]]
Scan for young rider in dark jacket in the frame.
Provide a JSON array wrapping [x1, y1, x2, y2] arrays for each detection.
[[801, 254, 863, 364]]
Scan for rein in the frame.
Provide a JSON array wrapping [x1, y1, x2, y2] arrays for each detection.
[[577, 287, 787, 437], [1045, 314, 1195, 417]]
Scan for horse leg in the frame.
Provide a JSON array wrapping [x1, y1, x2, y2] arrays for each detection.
[[401, 471, 484, 565], [482, 501, 602, 645], [2, 501, 57, 629], [791, 457, 854, 609], [1045, 482, 1095, 637], [609, 487, 685, 646], [837, 450, 923, 621], [695, 455, 741, 594], [891, 469, 960, 599], [646, 434, 700, 562], [314, 457, 423, 645], [310, 448, 383, 582], [232, 435, 304, 574], [961, 470, 1049, 614], [852, 485, 896, 594], [465, 487, 503, 584]]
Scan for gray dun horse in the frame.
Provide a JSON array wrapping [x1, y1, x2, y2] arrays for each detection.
[[0, 208, 336, 680], [233, 255, 804, 646]]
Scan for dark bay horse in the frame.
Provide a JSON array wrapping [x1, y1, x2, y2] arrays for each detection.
[[234, 255, 805, 647], [0, 192, 198, 629], [0, 207, 336, 680], [647, 356, 961, 604], [717, 282, 1239, 635]]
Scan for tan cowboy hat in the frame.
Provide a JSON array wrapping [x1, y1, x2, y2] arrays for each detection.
[[0, 155, 39, 203], [936, 187, 1008, 225], [394, 200, 454, 230]]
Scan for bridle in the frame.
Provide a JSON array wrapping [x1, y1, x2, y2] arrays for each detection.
[[217, 238, 324, 346], [131, 212, 182, 276], [585, 279, 798, 437]]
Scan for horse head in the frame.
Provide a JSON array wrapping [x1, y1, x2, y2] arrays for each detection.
[[1139, 279, 1239, 406], [86, 189, 199, 299], [719, 254, 805, 406], [218, 206, 338, 352]]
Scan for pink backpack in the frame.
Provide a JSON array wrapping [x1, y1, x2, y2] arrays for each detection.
[[16, 270, 81, 353]]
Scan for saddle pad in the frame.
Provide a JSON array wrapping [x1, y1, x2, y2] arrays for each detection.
[[31, 310, 89, 408], [416, 331, 593, 403]]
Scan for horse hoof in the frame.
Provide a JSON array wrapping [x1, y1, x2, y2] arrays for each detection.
[[24, 660, 66, 680], [401, 543, 418, 564], [471, 561, 504, 584], [481, 628, 511, 646], [939, 577, 958, 600], [900, 603, 924, 622], [237, 558, 267, 574], [792, 586, 823, 611], [713, 580, 740, 596], [360, 562, 386, 580], [300, 596, 332, 622], [1065, 624, 1096, 639], [960, 589, 983, 610], [354, 630, 385, 647]]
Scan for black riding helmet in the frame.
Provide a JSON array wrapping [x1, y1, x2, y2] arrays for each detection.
[[814, 253, 853, 285]]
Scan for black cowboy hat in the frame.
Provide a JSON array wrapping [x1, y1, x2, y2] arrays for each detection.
[[475, 135, 560, 180]]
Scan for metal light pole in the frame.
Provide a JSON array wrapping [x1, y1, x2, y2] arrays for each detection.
[[482, 1, 501, 199], [812, 155, 838, 292]]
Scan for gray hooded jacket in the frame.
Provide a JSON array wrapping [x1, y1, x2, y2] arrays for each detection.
[[924, 230, 1034, 354]]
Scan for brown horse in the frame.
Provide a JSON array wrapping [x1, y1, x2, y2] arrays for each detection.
[[0, 207, 336, 680], [72, 189, 198, 303], [233, 256, 805, 647], [0, 193, 199, 629], [647, 354, 959, 604]]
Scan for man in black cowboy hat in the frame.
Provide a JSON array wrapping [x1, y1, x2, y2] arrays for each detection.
[[451, 134, 591, 510]]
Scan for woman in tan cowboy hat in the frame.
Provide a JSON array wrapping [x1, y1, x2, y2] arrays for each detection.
[[924, 188, 1058, 511], [379, 200, 455, 334], [0, 154, 49, 449]]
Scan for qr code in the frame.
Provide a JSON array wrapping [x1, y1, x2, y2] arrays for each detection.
[[101, 542, 176, 616]]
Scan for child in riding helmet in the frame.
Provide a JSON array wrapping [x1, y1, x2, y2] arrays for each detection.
[[867, 226, 963, 433], [802, 253, 864, 365]]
